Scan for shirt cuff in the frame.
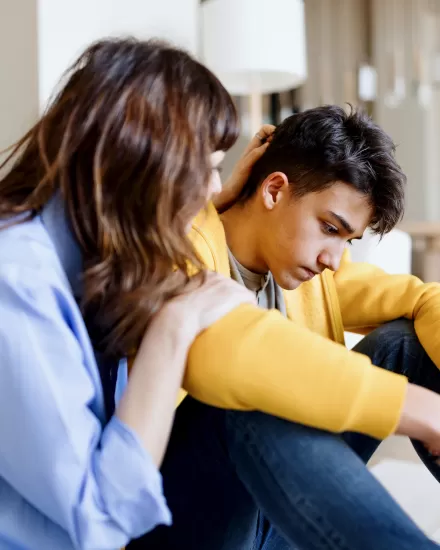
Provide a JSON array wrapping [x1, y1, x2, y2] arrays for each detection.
[[97, 415, 172, 539]]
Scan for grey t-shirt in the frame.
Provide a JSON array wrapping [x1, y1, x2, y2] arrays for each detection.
[[228, 249, 287, 317]]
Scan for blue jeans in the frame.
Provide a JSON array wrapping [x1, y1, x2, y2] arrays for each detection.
[[129, 320, 440, 549]]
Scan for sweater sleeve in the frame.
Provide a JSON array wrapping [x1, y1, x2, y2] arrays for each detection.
[[183, 208, 408, 441], [335, 259, 440, 367], [184, 304, 407, 440]]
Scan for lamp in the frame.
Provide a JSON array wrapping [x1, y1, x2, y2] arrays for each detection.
[[201, 0, 307, 133]]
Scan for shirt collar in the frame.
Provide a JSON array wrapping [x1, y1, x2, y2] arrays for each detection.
[[41, 194, 83, 299], [227, 248, 270, 294]]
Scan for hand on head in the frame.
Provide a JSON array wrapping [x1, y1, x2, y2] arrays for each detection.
[[213, 124, 275, 213]]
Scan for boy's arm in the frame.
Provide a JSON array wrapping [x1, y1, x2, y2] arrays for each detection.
[[334, 258, 440, 366], [183, 303, 407, 440], [186, 221, 407, 441]]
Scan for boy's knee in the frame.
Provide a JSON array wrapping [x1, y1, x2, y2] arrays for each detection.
[[370, 318, 417, 345], [354, 318, 423, 363]]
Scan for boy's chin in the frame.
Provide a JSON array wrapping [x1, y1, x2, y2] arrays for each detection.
[[274, 271, 302, 291]]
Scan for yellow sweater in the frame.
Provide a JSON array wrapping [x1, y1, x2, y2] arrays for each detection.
[[173, 202, 440, 440]]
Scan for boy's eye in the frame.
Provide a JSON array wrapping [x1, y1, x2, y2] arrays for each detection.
[[322, 222, 338, 235], [323, 221, 354, 245]]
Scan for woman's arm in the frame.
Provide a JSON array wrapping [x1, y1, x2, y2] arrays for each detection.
[[212, 125, 274, 213], [0, 267, 253, 549], [118, 271, 255, 466], [117, 315, 189, 466]]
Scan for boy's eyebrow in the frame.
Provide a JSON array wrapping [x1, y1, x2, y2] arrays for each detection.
[[327, 211, 357, 235]]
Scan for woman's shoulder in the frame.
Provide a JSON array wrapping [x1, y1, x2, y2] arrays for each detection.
[[0, 215, 52, 268], [0, 216, 81, 331], [0, 216, 99, 384], [0, 216, 69, 287], [0, 218, 107, 431]]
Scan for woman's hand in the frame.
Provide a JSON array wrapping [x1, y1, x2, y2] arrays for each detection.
[[118, 272, 255, 465], [158, 271, 256, 345], [213, 124, 275, 213]]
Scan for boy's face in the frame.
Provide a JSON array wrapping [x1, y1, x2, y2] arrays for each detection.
[[258, 178, 372, 290]]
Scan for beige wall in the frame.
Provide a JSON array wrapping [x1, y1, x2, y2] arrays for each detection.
[[0, 0, 39, 155], [371, 0, 440, 222], [0, 0, 199, 162], [299, 0, 369, 109], [37, 0, 199, 110]]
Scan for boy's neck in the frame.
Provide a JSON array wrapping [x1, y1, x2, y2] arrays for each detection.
[[220, 203, 269, 275]]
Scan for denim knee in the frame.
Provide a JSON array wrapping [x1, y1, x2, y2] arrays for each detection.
[[356, 318, 422, 357]]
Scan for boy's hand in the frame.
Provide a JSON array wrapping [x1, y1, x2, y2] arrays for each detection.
[[397, 383, 440, 455]]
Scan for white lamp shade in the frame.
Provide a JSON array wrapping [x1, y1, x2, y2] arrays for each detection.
[[201, 0, 307, 95]]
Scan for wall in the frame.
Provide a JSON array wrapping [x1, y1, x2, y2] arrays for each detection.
[[0, 0, 39, 154], [372, 0, 440, 222], [37, 0, 199, 110], [0, 0, 199, 158], [299, 0, 369, 109], [0, 0, 198, 160]]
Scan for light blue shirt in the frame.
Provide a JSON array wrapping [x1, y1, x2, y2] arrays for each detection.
[[0, 197, 171, 549]]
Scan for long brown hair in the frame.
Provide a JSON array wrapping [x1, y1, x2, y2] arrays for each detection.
[[0, 38, 239, 358]]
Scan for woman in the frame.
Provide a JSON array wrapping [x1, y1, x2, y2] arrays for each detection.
[[0, 38, 268, 549]]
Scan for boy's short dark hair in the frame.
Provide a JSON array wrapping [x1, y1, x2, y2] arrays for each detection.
[[238, 105, 406, 235]]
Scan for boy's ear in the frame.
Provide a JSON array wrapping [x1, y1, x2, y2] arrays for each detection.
[[260, 172, 289, 210]]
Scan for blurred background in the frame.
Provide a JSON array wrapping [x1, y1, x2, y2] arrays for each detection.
[[2, 0, 439, 282], [2, 0, 440, 540]]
